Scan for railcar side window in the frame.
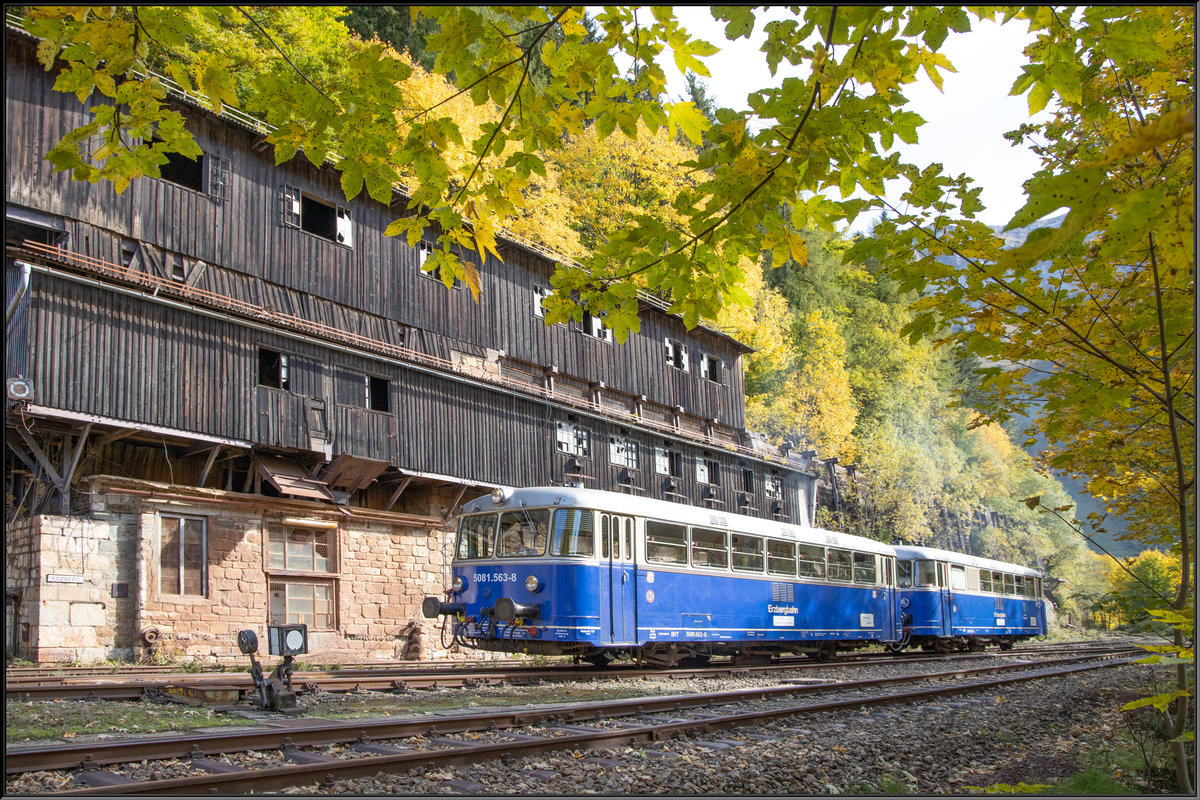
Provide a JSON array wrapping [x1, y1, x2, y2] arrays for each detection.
[[551, 509, 595, 557], [827, 548, 853, 582], [496, 510, 550, 558], [980, 570, 993, 592], [796, 543, 825, 578], [1013, 575, 1025, 596], [645, 521, 687, 564], [1003, 573, 1016, 595], [897, 560, 913, 588], [950, 565, 967, 590], [731, 534, 764, 572], [767, 539, 797, 576], [456, 514, 497, 560], [691, 527, 729, 569], [853, 552, 877, 584], [916, 560, 938, 587]]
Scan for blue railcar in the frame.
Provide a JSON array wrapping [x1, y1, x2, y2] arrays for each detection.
[[423, 486, 901, 666], [892, 545, 1047, 652]]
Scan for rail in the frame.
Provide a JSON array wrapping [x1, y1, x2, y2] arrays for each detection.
[[6, 649, 1141, 793]]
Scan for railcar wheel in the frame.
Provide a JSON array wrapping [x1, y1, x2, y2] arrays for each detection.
[[998, 640, 1014, 651], [807, 644, 836, 661], [585, 653, 613, 668]]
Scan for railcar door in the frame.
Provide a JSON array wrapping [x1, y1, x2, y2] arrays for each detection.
[[601, 513, 637, 644], [938, 562, 953, 637]]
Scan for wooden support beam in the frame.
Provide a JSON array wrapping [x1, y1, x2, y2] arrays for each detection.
[[5, 431, 39, 474], [94, 428, 137, 448], [62, 424, 92, 488], [14, 426, 63, 488], [384, 477, 412, 511], [445, 485, 469, 519], [197, 446, 221, 487]]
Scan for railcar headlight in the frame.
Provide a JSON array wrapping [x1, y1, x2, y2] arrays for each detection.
[[491, 488, 510, 504], [525, 575, 542, 593], [452, 576, 466, 592]]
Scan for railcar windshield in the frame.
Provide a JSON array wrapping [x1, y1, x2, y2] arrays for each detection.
[[897, 560, 913, 588], [916, 560, 938, 587], [456, 513, 498, 559], [551, 509, 595, 557], [496, 510, 550, 558]]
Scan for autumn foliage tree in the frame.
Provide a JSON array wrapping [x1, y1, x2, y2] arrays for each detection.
[[16, 5, 1194, 788]]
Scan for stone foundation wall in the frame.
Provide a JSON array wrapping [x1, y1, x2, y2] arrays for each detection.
[[5, 478, 482, 665]]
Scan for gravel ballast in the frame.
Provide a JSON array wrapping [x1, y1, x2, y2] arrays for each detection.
[[303, 662, 1168, 795]]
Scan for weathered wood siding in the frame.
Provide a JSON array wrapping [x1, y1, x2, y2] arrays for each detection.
[[5, 35, 747, 429], [6, 30, 814, 521]]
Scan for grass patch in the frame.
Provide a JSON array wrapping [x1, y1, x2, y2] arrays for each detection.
[[1052, 768, 1133, 794], [5, 699, 258, 743]]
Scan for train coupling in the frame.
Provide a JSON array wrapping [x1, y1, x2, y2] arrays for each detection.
[[421, 597, 465, 618], [494, 598, 540, 621]]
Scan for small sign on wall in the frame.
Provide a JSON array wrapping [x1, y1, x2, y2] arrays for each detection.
[[46, 574, 84, 584]]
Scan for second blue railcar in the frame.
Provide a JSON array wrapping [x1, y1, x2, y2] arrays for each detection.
[[893, 545, 1047, 652]]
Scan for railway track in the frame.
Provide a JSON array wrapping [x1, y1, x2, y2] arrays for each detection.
[[4, 643, 1136, 701], [6, 648, 1138, 795]]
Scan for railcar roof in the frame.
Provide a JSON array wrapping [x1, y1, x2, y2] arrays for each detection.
[[459, 486, 896, 556], [892, 544, 1041, 577]]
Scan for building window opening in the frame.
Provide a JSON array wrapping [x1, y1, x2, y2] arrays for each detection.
[[160, 515, 207, 596], [583, 312, 613, 342], [609, 435, 639, 469], [742, 468, 755, 493], [556, 421, 591, 458], [368, 375, 390, 412], [301, 195, 337, 240], [664, 338, 689, 371], [159, 150, 204, 192], [258, 348, 290, 390], [700, 354, 724, 384], [655, 446, 683, 478], [269, 579, 335, 629], [268, 526, 334, 572]]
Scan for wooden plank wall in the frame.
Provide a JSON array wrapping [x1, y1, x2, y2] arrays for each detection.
[[6, 31, 813, 522], [5, 35, 747, 429]]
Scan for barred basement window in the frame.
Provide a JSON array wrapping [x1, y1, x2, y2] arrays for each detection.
[[269, 578, 336, 629], [160, 515, 207, 597]]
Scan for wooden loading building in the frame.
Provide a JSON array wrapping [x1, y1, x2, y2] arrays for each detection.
[[4, 26, 821, 663]]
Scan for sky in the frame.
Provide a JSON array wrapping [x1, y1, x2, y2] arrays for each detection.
[[658, 8, 1052, 230]]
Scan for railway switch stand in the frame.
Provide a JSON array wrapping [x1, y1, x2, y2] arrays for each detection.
[[237, 626, 308, 714]]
